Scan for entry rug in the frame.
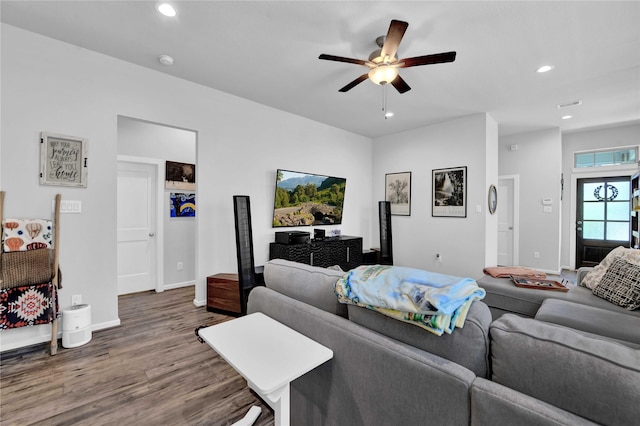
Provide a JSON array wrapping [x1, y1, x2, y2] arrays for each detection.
[[0, 282, 57, 329]]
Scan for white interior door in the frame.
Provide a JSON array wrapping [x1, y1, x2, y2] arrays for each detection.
[[117, 161, 157, 295], [497, 176, 517, 266]]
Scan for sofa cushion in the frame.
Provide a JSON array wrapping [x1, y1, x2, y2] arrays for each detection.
[[535, 299, 640, 347], [347, 301, 492, 377], [592, 257, 640, 310], [490, 314, 640, 425], [263, 259, 347, 317], [476, 274, 556, 318], [248, 286, 477, 426], [471, 378, 598, 426], [581, 246, 640, 289]]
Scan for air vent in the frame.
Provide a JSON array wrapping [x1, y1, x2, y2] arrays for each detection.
[[557, 100, 582, 109]]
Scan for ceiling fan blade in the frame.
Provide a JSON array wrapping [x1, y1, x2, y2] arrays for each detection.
[[390, 75, 411, 94], [319, 54, 368, 66], [339, 74, 369, 92], [380, 20, 408, 60], [400, 51, 457, 68]]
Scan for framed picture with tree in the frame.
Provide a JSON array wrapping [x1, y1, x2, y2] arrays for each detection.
[[385, 172, 411, 216], [432, 166, 467, 217]]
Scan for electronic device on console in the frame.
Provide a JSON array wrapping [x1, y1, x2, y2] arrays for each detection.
[[275, 231, 310, 245]]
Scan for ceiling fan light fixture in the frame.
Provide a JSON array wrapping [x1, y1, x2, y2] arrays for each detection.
[[368, 65, 398, 85], [157, 3, 177, 17]]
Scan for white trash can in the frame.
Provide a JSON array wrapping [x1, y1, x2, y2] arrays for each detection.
[[62, 304, 92, 348]]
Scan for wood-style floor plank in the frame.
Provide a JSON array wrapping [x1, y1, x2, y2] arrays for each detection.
[[0, 287, 274, 426]]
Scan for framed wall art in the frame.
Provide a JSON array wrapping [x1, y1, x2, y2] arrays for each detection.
[[165, 161, 196, 191], [39, 131, 89, 187], [170, 193, 196, 217], [385, 172, 411, 216], [432, 166, 467, 217]]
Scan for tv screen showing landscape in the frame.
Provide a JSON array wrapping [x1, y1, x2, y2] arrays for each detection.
[[272, 169, 347, 228]]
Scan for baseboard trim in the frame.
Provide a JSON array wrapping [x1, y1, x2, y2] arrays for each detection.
[[164, 281, 195, 291], [0, 318, 121, 353], [193, 298, 206, 307]]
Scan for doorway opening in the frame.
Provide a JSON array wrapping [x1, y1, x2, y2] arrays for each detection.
[[497, 175, 519, 266], [117, 116, 197, 295]]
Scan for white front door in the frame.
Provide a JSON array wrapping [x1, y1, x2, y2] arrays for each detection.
[[497, 176, 517, 266], [117, 161, 157, 295]]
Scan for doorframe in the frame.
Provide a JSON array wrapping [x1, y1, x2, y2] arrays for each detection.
[[569, 166, 636, 270], [498, 174, 520, 266], [117, 155, 165, 293]]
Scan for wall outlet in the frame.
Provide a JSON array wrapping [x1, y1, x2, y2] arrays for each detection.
[[177, 262, 184, 271], [71, 295, 82, 305], [534, 251, 540, 259]]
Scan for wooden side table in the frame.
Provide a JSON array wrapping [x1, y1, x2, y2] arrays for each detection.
[[207, 273, 241, 315]]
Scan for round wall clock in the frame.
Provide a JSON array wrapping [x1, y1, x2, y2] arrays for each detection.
[[488, 185, 497, 214]]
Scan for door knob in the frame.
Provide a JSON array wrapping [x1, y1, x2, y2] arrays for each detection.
[[149, 232, 155, 237]]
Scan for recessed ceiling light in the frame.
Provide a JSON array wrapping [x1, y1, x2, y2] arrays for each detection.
[[157, 3, 176, 17], [537, 65, 555, 73], [561, 115, 572, 120], [159, 55, 174, 66]]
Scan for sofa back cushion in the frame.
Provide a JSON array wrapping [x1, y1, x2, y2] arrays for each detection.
[[348, 301, 492, 377], [248, 286, 476, 426], [490, 314, 640, 425], [263, 259, 347, 317]]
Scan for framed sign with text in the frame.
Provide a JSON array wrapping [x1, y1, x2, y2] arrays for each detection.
[[40, 132, 88, 187]]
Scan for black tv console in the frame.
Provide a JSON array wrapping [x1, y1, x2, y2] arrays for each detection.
[[269, 235, 363, 271]]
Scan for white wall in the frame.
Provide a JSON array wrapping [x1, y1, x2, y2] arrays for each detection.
[[0, 24, 372, 351], [372, 113, 498, 279], [499, 129, 562, 273], [117, 117, 197, 289], [561, 122, 640, 268]]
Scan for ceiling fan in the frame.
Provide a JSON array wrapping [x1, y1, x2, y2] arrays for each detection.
[[319, 19, 456, 94]]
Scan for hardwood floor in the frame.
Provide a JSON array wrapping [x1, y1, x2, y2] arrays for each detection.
[[0, 287, 274, 426]]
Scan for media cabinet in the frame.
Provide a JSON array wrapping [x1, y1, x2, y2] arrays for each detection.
[[269, 235, 363, 271]]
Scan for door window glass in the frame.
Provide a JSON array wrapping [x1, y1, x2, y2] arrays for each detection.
[[583, 221, 604, 240], [581, 180, 630, 242]]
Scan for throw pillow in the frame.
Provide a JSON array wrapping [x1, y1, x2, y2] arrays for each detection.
[[581, 246, 640, 289], [592, 257, 640, 310]]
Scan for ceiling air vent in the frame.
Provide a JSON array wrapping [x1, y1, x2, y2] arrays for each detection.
[[557, 100, 582, 109]]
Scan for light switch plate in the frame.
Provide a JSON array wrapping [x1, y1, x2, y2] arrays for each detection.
[[56, 200, 82, 213]]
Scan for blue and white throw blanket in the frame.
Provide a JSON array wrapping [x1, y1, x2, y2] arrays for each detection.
[[335, 265, 486, 336]]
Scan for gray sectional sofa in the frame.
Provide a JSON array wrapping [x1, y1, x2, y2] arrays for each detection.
[[246, 259, 640, 425]]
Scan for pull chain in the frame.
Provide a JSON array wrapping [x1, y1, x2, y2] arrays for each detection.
[[382, 84, 389, 119]]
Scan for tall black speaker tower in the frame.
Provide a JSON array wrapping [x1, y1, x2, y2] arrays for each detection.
[[233, 195, 258, 314], [378, 201, 393, 265]]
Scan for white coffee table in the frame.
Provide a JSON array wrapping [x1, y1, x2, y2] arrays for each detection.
[[198, 312, 333, 426]]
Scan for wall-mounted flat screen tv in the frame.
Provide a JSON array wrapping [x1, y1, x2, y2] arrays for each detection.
[[272, 169, 347, 228]]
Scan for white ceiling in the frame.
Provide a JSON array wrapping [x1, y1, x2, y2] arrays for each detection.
[[2, 1, 639, 138]]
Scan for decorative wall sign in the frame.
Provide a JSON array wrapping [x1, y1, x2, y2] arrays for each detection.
[[385, 171, 411, 216], [165, 161, 196, 191], [170, 193, 196, 217], [432, 166, 467, 217], [39, 132, 88, 187], [488, 184, 497, 214]]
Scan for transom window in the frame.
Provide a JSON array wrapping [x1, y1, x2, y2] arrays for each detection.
[[574, 147, 638, 168]]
